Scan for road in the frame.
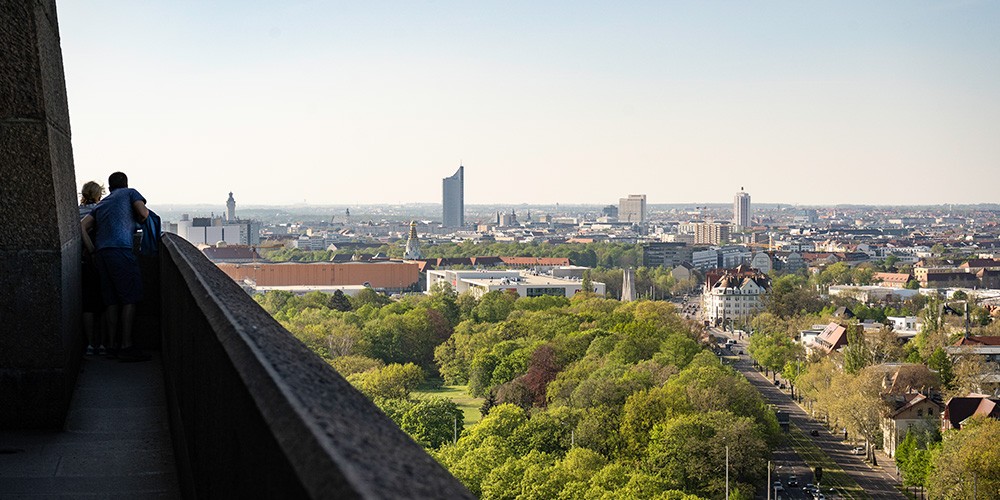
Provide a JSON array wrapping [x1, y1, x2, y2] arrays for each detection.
[[712, 328, 906, 500]]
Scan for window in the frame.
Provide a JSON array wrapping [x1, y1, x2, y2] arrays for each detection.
[[526, 287, 566, 297]]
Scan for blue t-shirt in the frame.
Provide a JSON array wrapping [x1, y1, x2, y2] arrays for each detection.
[[91, 188, 146, 250]]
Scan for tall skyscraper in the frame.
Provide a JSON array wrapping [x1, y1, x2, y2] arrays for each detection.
[[442, 165, 464, 228], [733, 187, 750, 229], [619, 194, 646, 224]]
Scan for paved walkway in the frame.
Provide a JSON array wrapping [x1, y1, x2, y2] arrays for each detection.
[[0, 354, 181, 498]]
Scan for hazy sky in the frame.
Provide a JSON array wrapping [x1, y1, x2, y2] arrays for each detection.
[[60, 1, 1000, 207]]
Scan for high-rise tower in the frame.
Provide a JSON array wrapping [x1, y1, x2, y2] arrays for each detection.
[[619, 194, 646, 224], [442, 165, 464, 228], [733, 187, 750, 229], [226, 192, 236, 222]]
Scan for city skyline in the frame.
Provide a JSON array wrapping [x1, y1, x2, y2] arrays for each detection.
[[59, 2, 1000, 206]]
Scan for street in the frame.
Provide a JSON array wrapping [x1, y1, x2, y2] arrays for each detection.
[[711, 327, 906, 500]]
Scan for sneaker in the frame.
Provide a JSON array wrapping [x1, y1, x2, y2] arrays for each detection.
[[96, 345, 106, 356], [85, 345, 96, 356], [117, 346, 151, 363]]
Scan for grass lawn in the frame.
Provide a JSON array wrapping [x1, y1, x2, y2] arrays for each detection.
[[413, 384, 485, 429]]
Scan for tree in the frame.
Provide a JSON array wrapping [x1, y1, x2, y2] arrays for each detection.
[[927, 348, 954, 387], [748, 330, 801, 378], [927, 417, 1000, 499], [347, 362, 424, 399], [581, 270, 594, 296], [329, 289, 352, 311], [328, 355, 383, 376], [400, 397, 464, 449], [645, 411, 768, 496], [351, 287, 392, 309], [472, 290, 518, 323], [842, 326, 870, 374], [895, 426, 939, 488], [765, 274, 824, 318], [950, 351, 995, 396], [822, 367, 888, 461]]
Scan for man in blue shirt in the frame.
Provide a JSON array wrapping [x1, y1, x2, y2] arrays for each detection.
[[81, 172, 150, 362]]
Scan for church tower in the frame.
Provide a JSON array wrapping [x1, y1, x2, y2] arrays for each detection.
[[403, 221, 422, 260], [226, 192, 236, 222]]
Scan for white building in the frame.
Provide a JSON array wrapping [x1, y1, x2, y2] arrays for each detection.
[[175, 214, 261, 246], [828, 285, 919, 302], [750, 253, 773, 274], [887, 316, 921, 339], [702, 266, 771, 326], [733, 188, 751, 229], [426, 269, 605, 299]]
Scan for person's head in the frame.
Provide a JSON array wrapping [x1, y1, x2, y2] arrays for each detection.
[[80, 181, 104, 204], [108, 171, 128, 191]]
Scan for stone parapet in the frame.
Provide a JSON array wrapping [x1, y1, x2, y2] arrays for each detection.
[[160, 234, 473, 499]]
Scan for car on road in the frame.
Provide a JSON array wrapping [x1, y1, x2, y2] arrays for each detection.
[[787, 476, 798, 487], [810, 429, 820, 436], [851, 446, 865, 455]]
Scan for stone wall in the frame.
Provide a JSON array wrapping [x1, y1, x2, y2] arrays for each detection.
[[0, 0, 83, 429], [160, 234, 474, 499]]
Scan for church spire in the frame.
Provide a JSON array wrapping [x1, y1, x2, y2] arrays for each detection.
[[403, 221, 422, 260]]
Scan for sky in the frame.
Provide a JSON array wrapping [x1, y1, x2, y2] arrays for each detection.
[[59, 1, 1000, 207]]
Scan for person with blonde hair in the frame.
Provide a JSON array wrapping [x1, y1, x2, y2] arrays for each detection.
[[80, 181, 105, 355]]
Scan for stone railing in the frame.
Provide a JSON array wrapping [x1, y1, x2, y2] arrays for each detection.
[[159, 233, 472, 499]]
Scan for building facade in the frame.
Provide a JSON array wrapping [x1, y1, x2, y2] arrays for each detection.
[[702, 265, 770, 326], [176, 215, 261, 246], [618, 194, 646, 224], [217, 261, 420, 291], [442, 166, 464, 227], [426, 269, 605, 299], [642, 242, 693, 268], [733, 188, 751, 229], [694, 221, 731, 245]]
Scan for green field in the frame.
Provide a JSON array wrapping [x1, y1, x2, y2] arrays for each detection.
[[413, 384, 485, 429]]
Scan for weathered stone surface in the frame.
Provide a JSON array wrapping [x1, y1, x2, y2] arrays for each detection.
[[0, 0, 82, 429], [0, 123, 61, 250], [0, 0, 44, 121]]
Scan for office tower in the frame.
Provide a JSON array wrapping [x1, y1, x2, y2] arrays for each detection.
[[619, 194, 646, 224], [733, 187, 750, 229], [442, 166, 464, 227]]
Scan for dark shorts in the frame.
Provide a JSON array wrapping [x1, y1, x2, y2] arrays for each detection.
[[94, 248, 143, 306], [81, 256, 104, 313]]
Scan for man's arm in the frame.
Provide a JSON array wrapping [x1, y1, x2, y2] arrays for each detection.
[[81, 215, 95, 254], [133, 200, 149, 223]]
